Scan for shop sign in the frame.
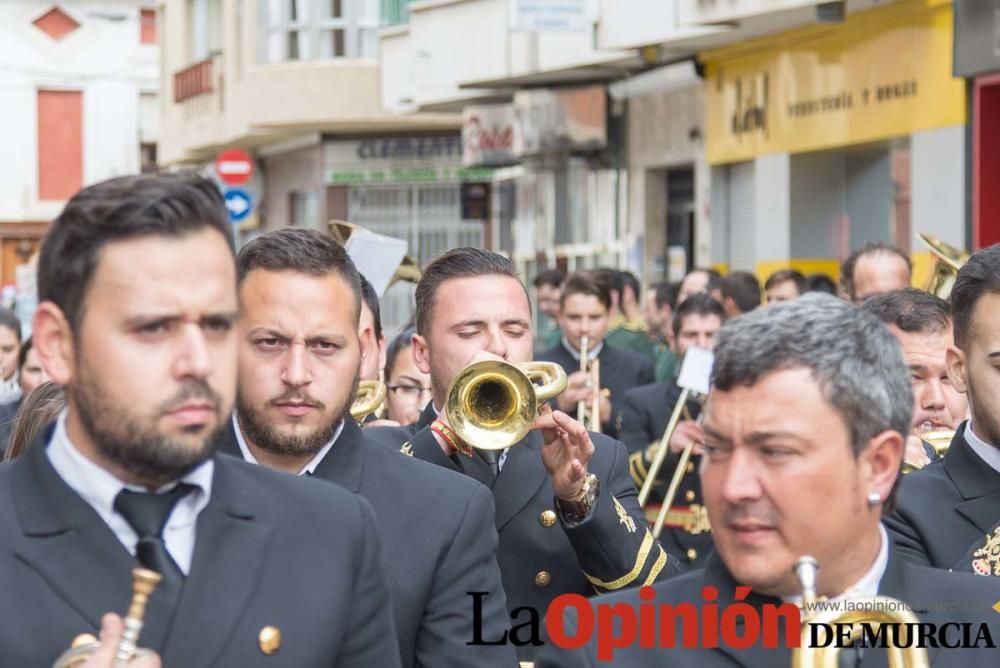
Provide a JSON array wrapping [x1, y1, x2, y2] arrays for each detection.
[[703, 1, 965, 164], [463, 104, 516, 166], [325, 136, 493, 185]]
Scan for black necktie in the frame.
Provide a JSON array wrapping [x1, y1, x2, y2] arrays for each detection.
[[477, 449, 501, 487], [113, 483, 196, 582]]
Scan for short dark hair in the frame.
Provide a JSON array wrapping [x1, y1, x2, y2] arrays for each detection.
[[840, 242, 912, 300], [415, 248, 522, 335], [17, 337, 33, 372], [0, 308, 21, 342], [384, 325, 416, 380], [650, 281, 680, 311], [672, 293, 725, 338], [560, 273, 612, 311], [690, 268, 723, 294], [805, 273, 838, 295], [764, 269, 806, 295], [861, 288, 951, 337], [617, 271, 641, 301], [359, 274, 382, 341], [951, 244, 1000, 350], [533, 268, 565, 290], [38, 173, 233, 332], [236, 228, 362, 322], [720, 272, 761, 314]]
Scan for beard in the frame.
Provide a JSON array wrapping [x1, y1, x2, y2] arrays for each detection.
[[73, 363, 224, 485], [235, 371, 359, 458]]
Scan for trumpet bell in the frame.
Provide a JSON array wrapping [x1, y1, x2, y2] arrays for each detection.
[[919, 233, 968, 300], [446, 361, 568, 451]]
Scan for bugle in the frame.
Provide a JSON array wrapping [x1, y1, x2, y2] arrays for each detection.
[[577, 336, 590, 424], [637, 387, 693, 509], [53, 568, 161, 668], [445, 360, 567, 451]]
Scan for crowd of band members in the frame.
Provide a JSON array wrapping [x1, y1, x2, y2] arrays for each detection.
[[0, 171, 997, 667]]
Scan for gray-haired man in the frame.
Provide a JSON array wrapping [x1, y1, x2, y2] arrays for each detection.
[[537, 294, 1000, 667]]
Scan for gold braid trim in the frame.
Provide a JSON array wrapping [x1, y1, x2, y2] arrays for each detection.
[[643, 546, 668, 586], [584, 530, 654, 591]]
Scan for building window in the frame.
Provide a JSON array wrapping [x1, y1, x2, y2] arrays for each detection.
[[380, 0, 409, 27], [37, 90, 83, 201], [262, 0, 378, 63], [140, 8, 157, 44], [140, 143, 158, 174], [188, 0, 222, 62], [290, 190, 321, 228]]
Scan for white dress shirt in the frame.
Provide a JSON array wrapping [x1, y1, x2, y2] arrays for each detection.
[[46, 410, 213, 575], [964, 422, 1000, 475], [561, 336, 603, 362], [232, 412, 343, 476]]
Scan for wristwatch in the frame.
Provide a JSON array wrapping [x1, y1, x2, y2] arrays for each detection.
[[557, 473, 600, 522]]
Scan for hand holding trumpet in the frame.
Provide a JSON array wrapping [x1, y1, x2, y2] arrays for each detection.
[[537, 408, 596, 501], [79, 615, 160, 668]]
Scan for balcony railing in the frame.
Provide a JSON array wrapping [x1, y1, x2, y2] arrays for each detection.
[[173, 57, 214, 103]]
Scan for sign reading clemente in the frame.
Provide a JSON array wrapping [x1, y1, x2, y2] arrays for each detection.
[[703, 0, 965, 165]]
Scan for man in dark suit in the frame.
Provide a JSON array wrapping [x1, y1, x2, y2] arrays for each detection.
[[3, 173, 400, 667], [618, 293, 724, 568], [215, 228, 514, 668], [886, 246, 1000, 572], [536, 273, 655, 438], [368, 248, 682, 663], [537, 295, 1000, 667]]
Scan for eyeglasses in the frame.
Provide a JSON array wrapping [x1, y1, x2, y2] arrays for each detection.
[[388, 383, 433, 398]]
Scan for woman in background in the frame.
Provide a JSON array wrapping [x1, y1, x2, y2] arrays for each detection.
[[383, 326, 433, 427], [4, 381, 65, 462]]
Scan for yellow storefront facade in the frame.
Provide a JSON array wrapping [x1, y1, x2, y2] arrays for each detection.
[[702, 0, 966, 286]]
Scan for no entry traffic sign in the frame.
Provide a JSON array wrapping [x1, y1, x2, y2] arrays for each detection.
[[215, 148, 254, 186]]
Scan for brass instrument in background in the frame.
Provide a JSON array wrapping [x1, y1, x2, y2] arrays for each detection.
[[446, 360, 567, 451], [903, 429, 956, 474], [638, 386, 700, 510], [328, 220, 423, 288], [351, 380, 387, 422], [54, 568, 161, 668], [919, 233, 967, 300], [575, 336, 603, 433], [792, 556, 929, 668]]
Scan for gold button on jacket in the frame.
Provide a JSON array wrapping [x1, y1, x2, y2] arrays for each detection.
[[534, 571, 551, 587]]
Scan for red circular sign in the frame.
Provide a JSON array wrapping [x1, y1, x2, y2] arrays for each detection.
[[215, 148, 254, 186]]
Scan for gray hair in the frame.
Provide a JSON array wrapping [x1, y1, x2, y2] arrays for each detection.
[[712, 293, 912, 456]]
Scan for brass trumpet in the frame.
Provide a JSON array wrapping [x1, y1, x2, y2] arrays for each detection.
[[445, 360, 567, 451], [919, 233, 967, 300], [350, 380, 386, 422], [575, 336, 602, 433], [54, 568, 161, 668], [792, 556, 929, 667]]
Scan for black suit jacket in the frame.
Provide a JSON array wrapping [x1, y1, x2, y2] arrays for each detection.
[[218, 418, 515, 668], [536, 342, 655, 438], [885, 423, 1000, 570], [619, 380, 713, 568], [0, 434, 400, 668], [536, 540, 1000, 667], [369, 417, 684, 661]]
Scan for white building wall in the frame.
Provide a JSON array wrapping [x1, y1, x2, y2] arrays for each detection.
[[0, 0, 159, 222]]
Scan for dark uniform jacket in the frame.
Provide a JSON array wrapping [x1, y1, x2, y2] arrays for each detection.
[[370, 403, 683, 661], [536, 540, 1000, 667], [217, 418, 515, 668], [0, 433, 401, 668], [886, 423, 1000, 571], [619, 379, 712, 569], [536, 341, 655, 438]]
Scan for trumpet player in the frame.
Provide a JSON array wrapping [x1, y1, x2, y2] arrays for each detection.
[[620, 293, 725, 567], [536, 273, 655, 438], [368, 248, 681, 663], [538, 295, 1000, 667], [862, 289, 967, 470], [5, 174, 400, 666], [887, 246, 1000, 573], [216, 229, 514, 668]]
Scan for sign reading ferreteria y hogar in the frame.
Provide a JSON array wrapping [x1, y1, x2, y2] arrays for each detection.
[[324, 136, 494, 185], [703, 0, 965, 165]]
